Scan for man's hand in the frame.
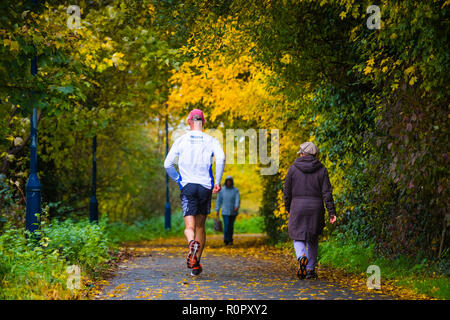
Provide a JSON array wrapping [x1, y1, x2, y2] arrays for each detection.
[[234, 207, 239, 212], [330, 215, 337, 224], [212, 184, 221, 194]]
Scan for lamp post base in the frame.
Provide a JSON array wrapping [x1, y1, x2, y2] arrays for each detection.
[[90, 196, 98, 222], [164, 202, 171, 230], [25, 172, 41, 236]]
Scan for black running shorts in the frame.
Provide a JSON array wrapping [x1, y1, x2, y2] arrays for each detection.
[[180, 183, 212, 217]]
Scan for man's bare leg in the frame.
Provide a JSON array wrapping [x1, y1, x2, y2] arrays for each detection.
[[194, 214, 206, 260], [184, 215, 200, 269], [184, 215, 195, 243]]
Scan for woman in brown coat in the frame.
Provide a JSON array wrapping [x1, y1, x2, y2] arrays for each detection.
[[284, 142, 337, 280]]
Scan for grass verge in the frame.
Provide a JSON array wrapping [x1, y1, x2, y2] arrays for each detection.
[[275, 237, 450, 300], [106, 211, 264, 242]]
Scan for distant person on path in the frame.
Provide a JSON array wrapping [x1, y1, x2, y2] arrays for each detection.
[[283, 142, 337, 280], [215, 176, 240, 245], [164, 109, 225, 276]]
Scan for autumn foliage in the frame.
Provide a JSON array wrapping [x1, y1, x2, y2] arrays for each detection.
[[0, 0, 448, 261]]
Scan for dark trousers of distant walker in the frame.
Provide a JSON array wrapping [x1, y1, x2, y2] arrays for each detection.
[[223, 215, 237, 244]]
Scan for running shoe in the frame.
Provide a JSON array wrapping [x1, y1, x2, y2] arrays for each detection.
[[306, 269, 318, 280], [187, 240, 200, 269], [191, 262, 203, 276], [297, 255, 308, 279]]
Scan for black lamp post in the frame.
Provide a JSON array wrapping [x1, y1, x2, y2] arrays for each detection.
[[164, 104, 171, 230], [25, 0, 41, 234], [89, 135, 98, 222], [25, 108, 41, 234]]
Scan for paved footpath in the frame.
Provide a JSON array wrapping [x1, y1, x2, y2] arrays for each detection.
[[98, 234, 393, 300]]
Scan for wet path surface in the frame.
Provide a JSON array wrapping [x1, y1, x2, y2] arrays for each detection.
[[98, 234, 393, 300]]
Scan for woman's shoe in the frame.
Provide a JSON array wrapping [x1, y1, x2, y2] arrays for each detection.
[[297, 256, 308, 279]]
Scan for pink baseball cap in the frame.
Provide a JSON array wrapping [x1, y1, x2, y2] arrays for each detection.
[[187, 109, 205, 123]]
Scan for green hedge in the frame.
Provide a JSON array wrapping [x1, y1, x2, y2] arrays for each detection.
[[0, 218, 115, 300]]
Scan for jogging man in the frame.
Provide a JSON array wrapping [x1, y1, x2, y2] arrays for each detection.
[[164, 109, 225, 276]]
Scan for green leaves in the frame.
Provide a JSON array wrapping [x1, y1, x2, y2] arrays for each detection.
[[50, 85, 74, 95], [0, 218, 115, 299]]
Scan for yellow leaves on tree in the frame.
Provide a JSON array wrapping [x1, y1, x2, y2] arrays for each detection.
[[167, 16, 284, 125], [364, 58, 375, 75]]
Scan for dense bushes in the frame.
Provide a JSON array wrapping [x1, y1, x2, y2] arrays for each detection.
[[42, 219, 113, 272], [259, 174, 288, 244], [0, 218, 115, 300], [0, 227, 70, 299]]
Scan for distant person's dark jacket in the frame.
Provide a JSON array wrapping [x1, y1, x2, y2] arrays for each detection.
[[283, 155, 336, 241]]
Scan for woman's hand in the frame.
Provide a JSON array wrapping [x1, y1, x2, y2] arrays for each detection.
[[330, 215, 337, 224]]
